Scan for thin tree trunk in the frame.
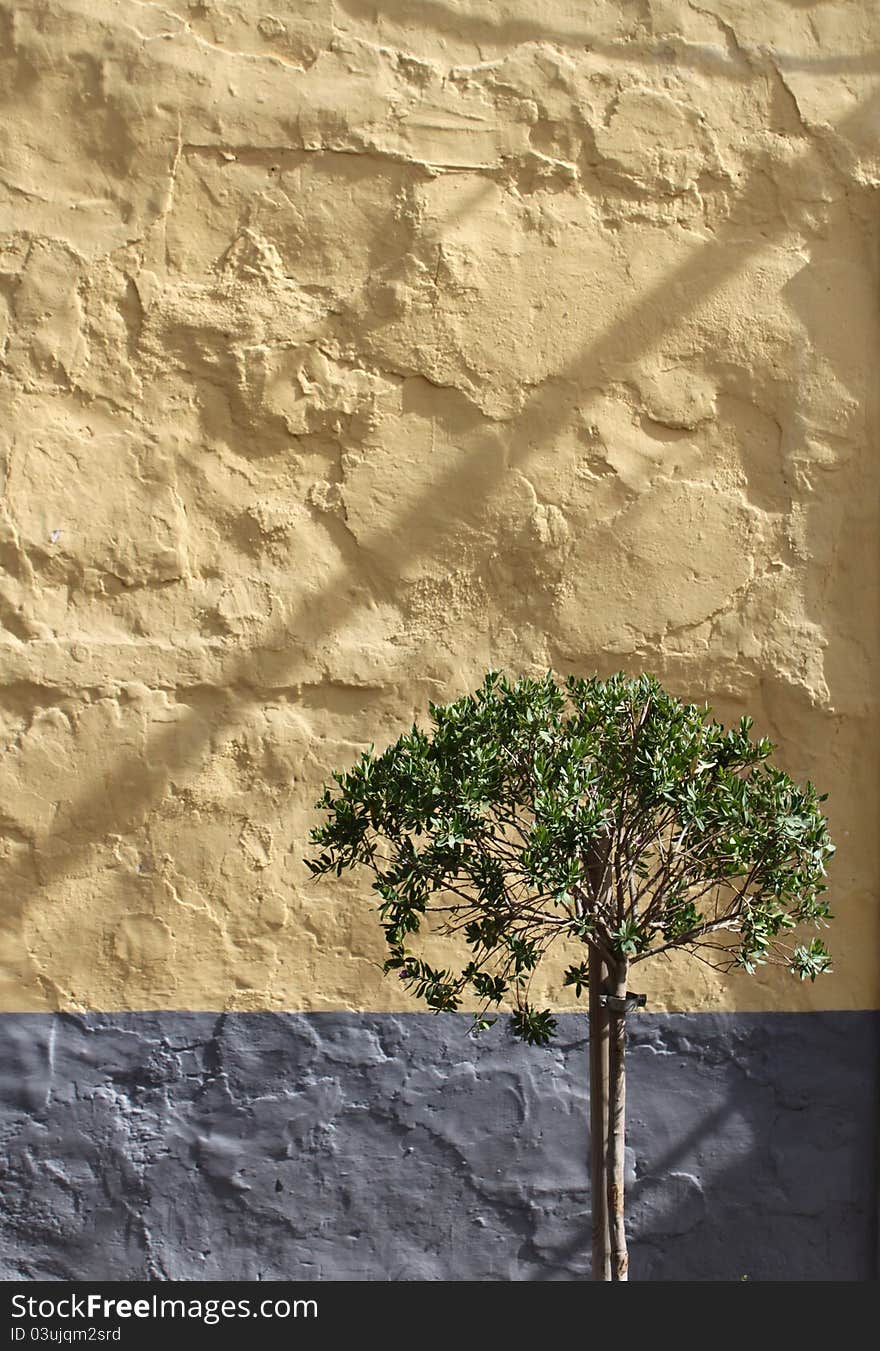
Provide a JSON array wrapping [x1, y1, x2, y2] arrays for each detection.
[[606, 957, 629, 1281], [588, 949, 610, 1280]]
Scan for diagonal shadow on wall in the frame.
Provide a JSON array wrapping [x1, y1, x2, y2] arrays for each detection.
[[525, 1012, 879, 1281], [3, 75, 879, 1007]]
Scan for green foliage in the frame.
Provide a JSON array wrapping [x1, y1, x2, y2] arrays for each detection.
[[306, 671, 835, 1042], [510, 1007, 558, 1046]]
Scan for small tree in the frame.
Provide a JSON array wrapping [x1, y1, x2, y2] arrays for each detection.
[[306, 671, 834, 1280]]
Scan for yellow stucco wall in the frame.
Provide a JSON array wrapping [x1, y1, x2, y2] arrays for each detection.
[[1, 0, 877, 1014]]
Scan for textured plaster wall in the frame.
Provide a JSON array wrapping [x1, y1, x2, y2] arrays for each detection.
[[1, 1011, 877, 1281], [1, 1, 878, 1014]]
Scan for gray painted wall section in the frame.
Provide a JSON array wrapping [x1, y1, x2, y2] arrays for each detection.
[[1, 1011, 876, 1282]]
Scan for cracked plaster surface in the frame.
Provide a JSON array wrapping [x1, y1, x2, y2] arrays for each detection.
[[0, 0, 878, 1012], [0, 1010, 876, 1280]]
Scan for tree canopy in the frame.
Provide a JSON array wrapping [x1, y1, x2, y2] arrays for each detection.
[[306, 671, 835, 1044]]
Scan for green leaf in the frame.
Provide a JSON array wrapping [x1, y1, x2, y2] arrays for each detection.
[[304, 668, 835, 1037], [563, 961, 591, 998], [510, 1007, 558, 1046]]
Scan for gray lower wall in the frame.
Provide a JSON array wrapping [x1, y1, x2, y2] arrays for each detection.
[[1, 1011, 876, 1281]]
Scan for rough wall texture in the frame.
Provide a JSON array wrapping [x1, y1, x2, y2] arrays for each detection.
[[1, 1011, 877, 1281], [2, 3, 879, 1284], [1, 0, 879, 1016]]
